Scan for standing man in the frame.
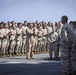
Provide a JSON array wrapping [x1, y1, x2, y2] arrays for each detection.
[[26, 23, 34, 59], [42, 23, 48, 53], [15, 23, 23, 56], [46, 21, 52, 52], [33, 23, 38, 54], [0, 23, 3, 57], [22, 21, 28, 55], [9, 24, 16, 56], [1, 23, 9, 57], [56, 21, 63, 58], [48, 26, 58, 60], [37, 27, 43, 53], [4, 23, 9, 57], [60, 15, 75, 75]]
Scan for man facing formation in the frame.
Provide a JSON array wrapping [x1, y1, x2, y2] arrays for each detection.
[[48, 26, 58, 60], [60, 16, 75, 75]]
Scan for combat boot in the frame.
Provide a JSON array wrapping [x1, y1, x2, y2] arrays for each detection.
[[0, 55, 3, 58], [2, 54, 6, 58], [16, 52, 19, 56], [9, 54, 12, 57], [19, 52, 22, 56], [6, 54, 9, 57], [12, 53, 15, 56]]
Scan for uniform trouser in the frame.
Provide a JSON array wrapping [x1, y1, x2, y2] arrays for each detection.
[[35, 39, 38, 52], [0, 40, 2, 56], [26, 43, 32, 58], [61, 45, 74, 75], [9, 40, 15, 54], [71, 47, 76, 72], [1, 39, 7, 55], [5, 39, 9, 55], [57, 41, 60, 57], [49, 42, 59, 59], [37, 39, 42, 53], [46, 37, 49, 52], [32, 37, 38, 53], [42, 37, 47, 52], [26, 40, 34, 58], [22, 38, 26, 54], [15, 40, 22, 54]]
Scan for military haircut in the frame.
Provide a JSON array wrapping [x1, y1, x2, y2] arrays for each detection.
[[62, 15, 68, 23]]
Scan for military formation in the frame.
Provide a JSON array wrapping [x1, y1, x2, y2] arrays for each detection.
[[0, 16, 76, 75], [0, 20, 62, 59]]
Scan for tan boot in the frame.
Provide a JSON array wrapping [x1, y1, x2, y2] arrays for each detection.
[[0, 55, 3, 58], [6, 54, 9, 57], [15, 52, 19, 56], [9, 54, 12, 57]]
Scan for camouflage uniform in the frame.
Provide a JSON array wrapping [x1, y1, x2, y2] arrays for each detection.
[[46, 24, 52, 52], [5, 28, 9, 56], [15, 26, 22, 55], [1, 28, 8, 57], [48, 27, 58, 59], [9, 28, 16, 56], [70, 22, 76, 74], [33, 25, 38, 53], [0, 28, 3, 57], [73, 28, 76, 72], [46, 22, 52, 36], [56, 22, 62, 58], [60, 23, 75, 75], [22, 26, 28, 54], [42, 28, 48, 52], [37, 28, 43, 53], [26, 25, 34, 59]]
